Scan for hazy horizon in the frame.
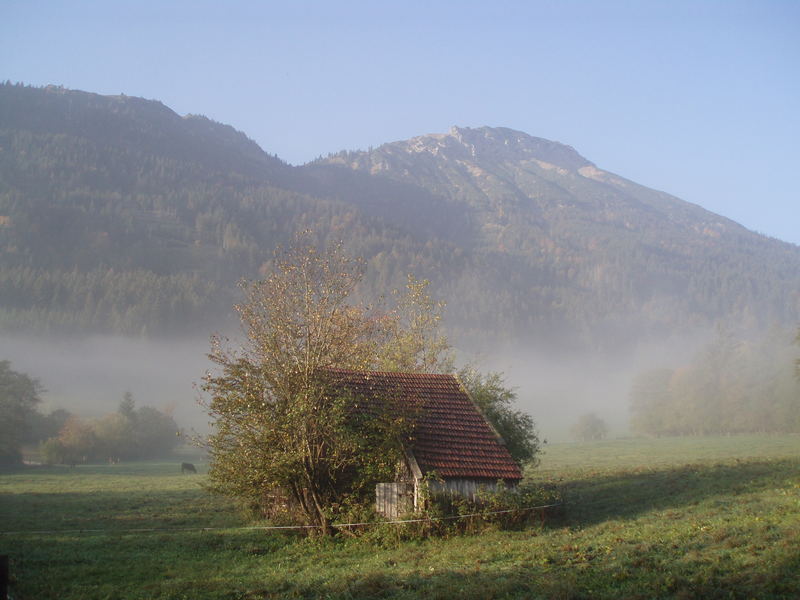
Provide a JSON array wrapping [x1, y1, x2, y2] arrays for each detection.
[[0, 326, 716, 443]]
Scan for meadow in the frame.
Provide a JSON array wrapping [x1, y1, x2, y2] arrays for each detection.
[[1, 435, 799, 599]]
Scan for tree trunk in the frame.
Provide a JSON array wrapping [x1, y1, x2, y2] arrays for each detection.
[[308, 484, 333, 536], [300, 459, 334, 536]]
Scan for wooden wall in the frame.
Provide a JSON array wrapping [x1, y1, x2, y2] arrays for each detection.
[[375, 482, 414, 519]]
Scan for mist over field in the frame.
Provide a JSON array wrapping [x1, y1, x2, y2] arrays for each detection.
[[467, 331, 711, 441], [0, 335, 213, 433], [1, 84, 799, 445], [1, 327, 714, 443]]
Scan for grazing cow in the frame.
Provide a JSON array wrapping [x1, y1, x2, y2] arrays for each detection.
[[181, 462, 197, 474]]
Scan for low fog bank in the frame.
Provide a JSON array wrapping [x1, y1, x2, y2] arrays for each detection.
[[470, 331, 711, 442], [2, 329, 713, 445], [0, 334, 216, 433]]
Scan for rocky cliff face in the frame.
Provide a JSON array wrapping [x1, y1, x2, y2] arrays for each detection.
[[314, 126, 800, 343], [319, 125, 754, 254]]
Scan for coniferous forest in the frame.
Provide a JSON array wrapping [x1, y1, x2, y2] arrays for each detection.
[[2, 82, 800, 352]]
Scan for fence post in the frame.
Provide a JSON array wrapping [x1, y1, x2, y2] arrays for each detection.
[[0, 554, 8, 600]]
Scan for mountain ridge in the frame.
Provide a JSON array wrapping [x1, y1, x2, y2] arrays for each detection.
[[315, 124, 772, 259], [1, 83, 798, 347], [330, 125, 595, 173], [0, 84, 286, 180]]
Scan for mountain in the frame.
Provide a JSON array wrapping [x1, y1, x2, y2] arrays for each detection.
[[0, 84, 464, 337], [0, 83, 285, 178], [309, 127, 800, 341], [1, 83, 798, 348]]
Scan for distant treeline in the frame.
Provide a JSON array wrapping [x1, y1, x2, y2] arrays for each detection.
[[630, 328, 800, 435], [0, 358, 180, 465], [0, 267, 221, 335], [38, 393, 180, 465]]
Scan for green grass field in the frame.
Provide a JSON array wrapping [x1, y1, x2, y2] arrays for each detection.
[[2, 435, 799, 599]]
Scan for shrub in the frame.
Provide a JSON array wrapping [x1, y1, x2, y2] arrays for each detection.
[[571, 412, 609, 442], [40, 437, 66, 465]]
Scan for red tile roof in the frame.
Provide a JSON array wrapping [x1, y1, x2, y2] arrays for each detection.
[[324, 369, 522, 481]]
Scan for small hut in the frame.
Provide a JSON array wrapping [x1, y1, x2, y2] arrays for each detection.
[[325, 369, 523, 518]]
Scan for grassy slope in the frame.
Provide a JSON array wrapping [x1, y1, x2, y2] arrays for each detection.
[[1, 436, 799, 599]]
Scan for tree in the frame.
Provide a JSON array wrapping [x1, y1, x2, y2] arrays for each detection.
[[40, 392, 180, 464], [25, 408, 72, 445], [133, 405, 179, 458], [202, 236, 437, 534], [458, 368, 541, 465], [56, 416, 97, 465], [93, 413, 136, 461], [107, 393, 179, 459], [40, 437, 67, 466], [0, 360, 43, 465], [571, 413, 608, 442], [629, 368, 675, 436], [377, 275, 454, 374], [118, 391, 136, 421], [795, 327, 800, 381], [629, 327, 800, 436]]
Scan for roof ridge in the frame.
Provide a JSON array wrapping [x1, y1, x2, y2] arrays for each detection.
[[323, 367, 456, 379]]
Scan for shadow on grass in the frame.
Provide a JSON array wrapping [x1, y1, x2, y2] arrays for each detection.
[[7, 526, 799, 600], [264, 545, 800, 600], [0, 487, 234, 533], [4, 530, 297, 600], [557, 458, 800, 527]]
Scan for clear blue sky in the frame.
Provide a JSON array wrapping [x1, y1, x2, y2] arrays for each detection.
[[2, 0, 798, 244]]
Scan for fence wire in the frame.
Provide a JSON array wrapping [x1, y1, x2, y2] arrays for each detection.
[[0, 502, 563, 537]]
